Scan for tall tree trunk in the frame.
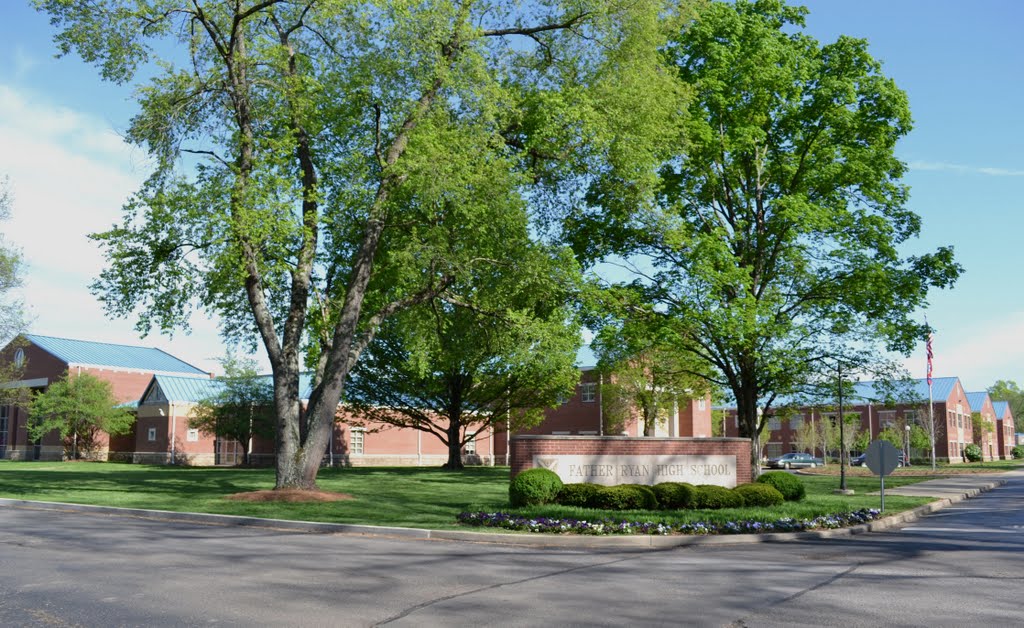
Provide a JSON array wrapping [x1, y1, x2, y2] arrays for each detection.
[[443, 376, 465, 470]]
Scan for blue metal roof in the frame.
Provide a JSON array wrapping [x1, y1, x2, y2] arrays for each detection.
[[25, 334, 208, 375], [765, 376, 960, 409], [964, 392, 990, 412], [145, 372, 314, 403], [992, 401, 1011, 419]]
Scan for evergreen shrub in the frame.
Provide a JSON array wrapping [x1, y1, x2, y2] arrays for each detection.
[[963, 443, 982, 462], [591, 484, 659, 511], [1012, 445, 1024, 460], [733, 482, 784, 507], [509, 468, 563, 507], [756, 471, 806, 501], [692, 484, 744, 509], [653, 482, 696, 510], [556, 483, 600, 508]]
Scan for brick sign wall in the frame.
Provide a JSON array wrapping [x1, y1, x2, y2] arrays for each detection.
[[511, 436, 752, 487]]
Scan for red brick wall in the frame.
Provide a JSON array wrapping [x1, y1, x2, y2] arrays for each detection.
[[511, 436, 752, 485]]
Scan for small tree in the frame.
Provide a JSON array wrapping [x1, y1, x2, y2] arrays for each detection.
[[189, 356, 275, 466], [28, 372, 134, 459], [970, 412, 995, 460], [794, 415, 821, 458]]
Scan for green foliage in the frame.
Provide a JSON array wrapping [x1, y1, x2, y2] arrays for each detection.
[[38, 0, 692, 488], [28, 372, 134, 459], [963, 443, 982, 463], [188, 354, 274, 466], [988, 380, 1024, 421], [565, 0, 961, 472], [1012, 445, 1024, 460], [345, 242, 582, 470], [509, 468, 563, 507], [692, 485, 744, 510], [733, 483, 785, 508], [652, 482, 696, 510], [0, 179, 24, 347], [878, 427, 907, 450], [556, 483, 601, 508], [756, 472, 806, 502], [590, 484, 659, 511]]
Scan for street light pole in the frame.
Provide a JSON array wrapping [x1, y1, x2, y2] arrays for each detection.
[[838, 361, 847, 492], [905, 423, 911, 465]]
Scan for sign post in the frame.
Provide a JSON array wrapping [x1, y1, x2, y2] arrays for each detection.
[[865, 440, 901, 511]]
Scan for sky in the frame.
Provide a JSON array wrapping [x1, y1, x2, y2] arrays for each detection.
[[0, 1, 1022, 390]]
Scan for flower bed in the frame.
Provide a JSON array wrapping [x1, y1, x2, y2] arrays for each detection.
[[456, 508, 882, 536]]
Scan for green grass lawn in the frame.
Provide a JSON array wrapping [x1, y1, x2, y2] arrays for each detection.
[[0, 460, 953, 532]]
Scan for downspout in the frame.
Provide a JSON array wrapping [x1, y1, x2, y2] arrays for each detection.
[[868, 403, 873, 439], [598, 373, 604, 436], [169, 401, 176, 465]]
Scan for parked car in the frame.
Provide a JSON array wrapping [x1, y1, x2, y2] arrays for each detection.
[[766, 452, 824, 469], [851, 452, 907, 467]]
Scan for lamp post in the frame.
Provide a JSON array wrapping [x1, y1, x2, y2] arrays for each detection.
[[905, 424, 911, 465]]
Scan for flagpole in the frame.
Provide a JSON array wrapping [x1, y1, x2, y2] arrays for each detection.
[[926, 323, 936, 470]]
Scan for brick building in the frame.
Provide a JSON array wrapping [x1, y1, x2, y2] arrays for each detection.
[[0, 335, 209, 461], [965, 391, 1000, 461], [722, 376, 1004, 463], [992, 401, 1017, 460]]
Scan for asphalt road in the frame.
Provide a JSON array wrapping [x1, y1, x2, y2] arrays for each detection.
[[2, 472, 1023, 627]]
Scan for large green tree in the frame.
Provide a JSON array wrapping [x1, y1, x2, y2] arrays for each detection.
[[988, 380, 1024, 421], [39, 0, 689, 488], [565, 0, 961, 470], [28, 372, 135, 460], [189, 355, 275, 466], [345, 239, 581, 470]]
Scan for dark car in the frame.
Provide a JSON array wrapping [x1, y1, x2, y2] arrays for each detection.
[[851, 452, 907, 467], [766, 452, 824, 469]]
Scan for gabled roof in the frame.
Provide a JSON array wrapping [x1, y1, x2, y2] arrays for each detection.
[[141, 372, 315, 404], [24, 334, 208, 376], [965, 392, 991, 412], [763, 376, 961, 410], [993, 401, 1011, 419]]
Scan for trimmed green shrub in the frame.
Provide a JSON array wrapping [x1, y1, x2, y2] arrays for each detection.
[[963, 443, 982, 462], [590, 484, 659, 511], [692, 484, 744, 510], [755, 471, 806, 501], [733, 482, 785, 507], [556, 483, 600, 508], [653, 482, 697, 510], [1012, 445, 1024, 460], [509, 468, 563, 507]]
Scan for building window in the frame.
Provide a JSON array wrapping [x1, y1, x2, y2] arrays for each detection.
[[147, 427, 157, 442], [13, 348, 25, 368], [186, 429, 199, 442], [464, 434, 476, 454], [767, 417, 781, 431], [698, 398, 706, 411], [905, 410, 919, 424], [878, 411, 896, 429], [764, 443, 782, 458], [789, 414, 803, 428], [350, 428, 364, 455], [581, 382, 597, 403]]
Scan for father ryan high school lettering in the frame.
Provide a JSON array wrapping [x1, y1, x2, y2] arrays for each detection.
[[534, 454, 739, 487]]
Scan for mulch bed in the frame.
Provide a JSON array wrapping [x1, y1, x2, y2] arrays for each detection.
[[224, 489, 354, 503]]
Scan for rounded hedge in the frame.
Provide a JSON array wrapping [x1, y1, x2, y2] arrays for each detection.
[[590, 484, 659, 511], [1012, 445, 1024, 460], [756, 471, 806, 501], [963, 443, 982, 462], [692, 484, 745, 510], [556, 483, 600, 508], [653, 482, 696, 510], [509, 468, 563, 507], [733, 482, 785, 507]]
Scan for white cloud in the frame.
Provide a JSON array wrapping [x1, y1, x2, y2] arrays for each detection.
[[0, 82, 241, 374], [909, 161, 1024, 177], [903, 311, 1024, 392]]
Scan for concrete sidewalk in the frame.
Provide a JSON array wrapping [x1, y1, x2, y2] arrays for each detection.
[[1, 470, 1016, 549]]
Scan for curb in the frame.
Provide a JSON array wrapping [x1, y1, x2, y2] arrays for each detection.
[[0, 478, 1005, 550]]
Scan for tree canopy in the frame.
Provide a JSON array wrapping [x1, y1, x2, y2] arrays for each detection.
[[988, 380, 1024, 421], [0, 178, 24, 346], [28, 372, 134, 460], [39, 0, 690, 488], [565, 0, 961, 468], [345, 235, 581, 469]]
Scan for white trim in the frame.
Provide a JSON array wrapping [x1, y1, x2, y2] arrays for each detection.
[[1, 378, 49, 389], [66, 363, 210, 377]]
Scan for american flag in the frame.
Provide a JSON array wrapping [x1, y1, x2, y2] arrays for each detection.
[[926, 332, 934, 387]]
